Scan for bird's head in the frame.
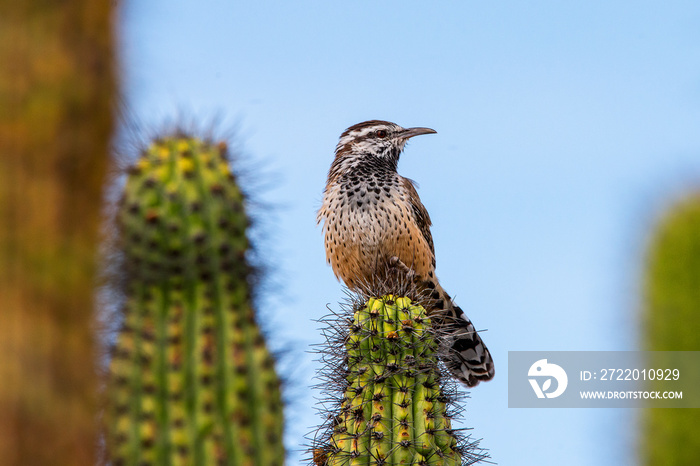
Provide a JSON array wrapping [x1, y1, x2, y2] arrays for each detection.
[[334, 120, 436, 163]]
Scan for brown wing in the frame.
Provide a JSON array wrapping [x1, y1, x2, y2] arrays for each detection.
[[401, 177, 436, 265]]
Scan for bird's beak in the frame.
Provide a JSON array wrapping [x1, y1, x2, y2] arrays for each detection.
[[398, 127, 437, 140]]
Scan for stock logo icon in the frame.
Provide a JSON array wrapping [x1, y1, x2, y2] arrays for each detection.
[[528, 359, 568, 399]]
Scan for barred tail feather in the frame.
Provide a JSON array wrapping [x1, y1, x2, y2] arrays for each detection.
[[443, 304, 495, 387], [428, 284, 495, 387]]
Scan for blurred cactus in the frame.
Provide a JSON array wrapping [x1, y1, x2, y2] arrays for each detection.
[[313, 294, 487, 466], [642, 193, 700, 465], [105, 136, 284, 465], [0, 1, 115, 464]]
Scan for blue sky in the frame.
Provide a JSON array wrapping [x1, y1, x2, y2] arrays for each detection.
[[120, 1, 700, 464]]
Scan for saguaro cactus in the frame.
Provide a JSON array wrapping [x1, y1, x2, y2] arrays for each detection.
[[105, 136, 284, 465], [0, 1, 115, 464], [642, 193, 700, 465], [313, 294, 487, 466]]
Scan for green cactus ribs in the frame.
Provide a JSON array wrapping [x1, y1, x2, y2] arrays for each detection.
[[105, 135, 284, 466], [311, 295, 488, 466], [642, 193, 700, 466]]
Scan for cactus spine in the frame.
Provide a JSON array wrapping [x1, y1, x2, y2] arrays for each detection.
[[314, 295, 486, 466], [106, 136, 284, 465], [0, 1, 115, 464], [642, 194, 700, 465]]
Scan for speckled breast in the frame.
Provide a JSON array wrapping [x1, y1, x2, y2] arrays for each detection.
[[320, 176, 433, 289]]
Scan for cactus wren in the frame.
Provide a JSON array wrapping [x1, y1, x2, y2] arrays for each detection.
[[317, 120, 495, 387]]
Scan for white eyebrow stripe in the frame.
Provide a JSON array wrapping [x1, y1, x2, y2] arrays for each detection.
[[337, 127, 379, 150]]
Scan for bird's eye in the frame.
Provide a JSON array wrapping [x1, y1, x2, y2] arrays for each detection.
[[376, 130, 388, 138]]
